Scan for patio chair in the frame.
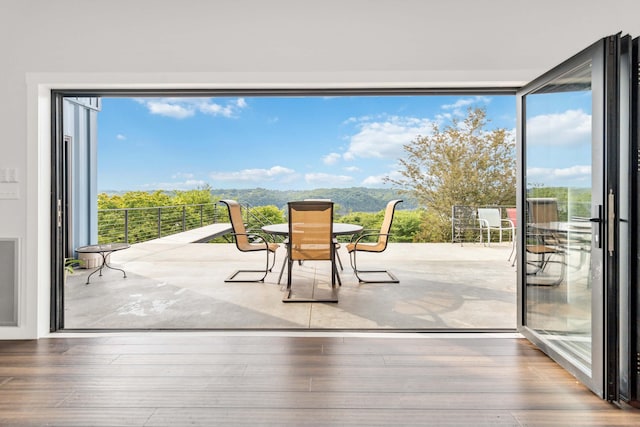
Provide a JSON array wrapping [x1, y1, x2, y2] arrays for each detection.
[[220, 199, 279, 282], [284, 200, 339, 302], [477, 207, 514, 245], [525, 198, 565, 286], [346, 199, 402, 283], [304, 199, 343, 270]]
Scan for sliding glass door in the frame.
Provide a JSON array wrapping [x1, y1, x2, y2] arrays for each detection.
[[517, 34, 632, 400]]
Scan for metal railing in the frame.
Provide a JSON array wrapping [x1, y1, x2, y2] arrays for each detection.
[[98, 203, 226, 244], [97, 201, 280, 245]]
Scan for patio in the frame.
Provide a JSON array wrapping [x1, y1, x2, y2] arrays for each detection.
[[64, 242, 518, 330]]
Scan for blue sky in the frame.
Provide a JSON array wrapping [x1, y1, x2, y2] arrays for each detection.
[[97, 94, 521, 192], [525, 91, 592, 189]]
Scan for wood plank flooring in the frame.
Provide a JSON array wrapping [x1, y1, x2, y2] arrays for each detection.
[[0, 334, 639, 426]]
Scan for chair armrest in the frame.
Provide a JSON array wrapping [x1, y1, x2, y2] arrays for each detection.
[[349, 229, 378, 243], [352, 232, 392, 249], [246, 228, 279, 243], [230, 231, 269, 249], [502, 219, 515, 228]]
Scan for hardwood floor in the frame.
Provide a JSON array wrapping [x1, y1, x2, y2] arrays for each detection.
[[0, 334, 638, 426]]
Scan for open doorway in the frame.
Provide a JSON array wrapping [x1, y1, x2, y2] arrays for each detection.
[[54, 90, 518, 330]]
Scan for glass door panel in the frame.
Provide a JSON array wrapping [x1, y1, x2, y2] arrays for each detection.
[[524, 61, 595, 369], [518, 40, 606, 397]]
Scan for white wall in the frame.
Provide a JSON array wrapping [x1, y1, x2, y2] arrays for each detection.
[[1, 0, 640, 338]]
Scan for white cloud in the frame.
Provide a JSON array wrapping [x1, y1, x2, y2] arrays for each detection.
[[135, 97, 248, 119], [344, 115, 433, 160], [527, 165, 591, 182], [140, 179, 207, 191], [361, 169, 403, 187], [442, 96, 491, 111], [146, 100, 194, 119], [304, 173, 353, 186], [116, 134, 126, 140], [209, 166, 296, 183], [526, 109, 591, 146], [323, 152, 341, 165]]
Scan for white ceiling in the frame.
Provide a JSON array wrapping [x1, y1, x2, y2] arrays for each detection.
[[3, 0, 640, 86]]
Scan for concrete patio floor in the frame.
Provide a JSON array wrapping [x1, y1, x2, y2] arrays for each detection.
[[64, 242, 518, 330]]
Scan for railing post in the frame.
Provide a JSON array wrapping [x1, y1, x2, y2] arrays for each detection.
[[124, 209, 129, 243], [158, 207, 162, 238], [182, 206, 186, 231], [200, 204, 204, 226]]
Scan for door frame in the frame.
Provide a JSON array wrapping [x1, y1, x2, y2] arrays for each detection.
[[516, 34, 632, 401]]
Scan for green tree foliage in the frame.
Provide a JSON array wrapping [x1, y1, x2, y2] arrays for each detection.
[[387, 107, 516, 241], [97, 189, 220, 244], [213, 187, 415, 214], [171, 185, 215, 205], [336, 209, 424, 243], [527, 186, 591, 221], [246, 205, 285, 230]]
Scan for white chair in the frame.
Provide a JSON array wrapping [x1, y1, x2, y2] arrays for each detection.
[[477, 207, 514, 245]]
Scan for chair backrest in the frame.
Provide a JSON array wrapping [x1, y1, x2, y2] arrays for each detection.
[[506, 207, 517, 227], [376, 200, 403, 247], [477, 208, 502, 227], [219, 200, 252, 251], [288, 201, 333, 262], [527, 198, 559, 224]]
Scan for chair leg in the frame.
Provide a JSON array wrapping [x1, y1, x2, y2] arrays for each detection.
[[349, 250, 399, 284], [277, 255, 287, 284], [282, 257, 338, 303], [225, 249, 275, 283], [526, 249, 565, 286]]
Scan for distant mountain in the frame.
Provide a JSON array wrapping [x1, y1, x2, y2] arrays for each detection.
[[211, 187, 417, 213]]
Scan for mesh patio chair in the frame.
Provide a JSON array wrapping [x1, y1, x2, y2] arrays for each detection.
[[525, 198, 565, 286], [284, 201, 340, 302], [220, 199, 279, 282], [346, 199, 402, 283], [304, 199, 343, 270]]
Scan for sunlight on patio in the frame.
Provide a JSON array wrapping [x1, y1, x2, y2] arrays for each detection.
[[64, 242, 517, 330]]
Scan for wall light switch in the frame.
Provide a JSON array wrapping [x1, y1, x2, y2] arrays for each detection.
[[0, 184, 19, 199], [0, 168, 19, 183]]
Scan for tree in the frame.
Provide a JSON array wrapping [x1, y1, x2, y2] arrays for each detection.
[[387, 107, 516, 236]]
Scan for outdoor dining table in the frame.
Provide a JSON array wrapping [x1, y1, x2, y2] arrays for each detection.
[[261, 222, 363, 237], [261, 222, 363, 286]]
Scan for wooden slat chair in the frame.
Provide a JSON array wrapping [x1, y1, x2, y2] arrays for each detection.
[[220, 199, 279, 282], [346, 199, 402, 283], [284, 201, 339, 302]]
